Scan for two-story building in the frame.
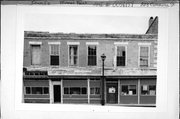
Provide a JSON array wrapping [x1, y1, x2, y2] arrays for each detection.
[[23, 16, 158, 106]]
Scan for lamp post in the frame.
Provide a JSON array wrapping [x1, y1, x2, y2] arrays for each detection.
[[101, 53, 106, 105]]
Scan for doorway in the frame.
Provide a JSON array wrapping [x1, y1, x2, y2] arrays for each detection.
[[106, 83, 118, 104], [53, 85, 61, 103]]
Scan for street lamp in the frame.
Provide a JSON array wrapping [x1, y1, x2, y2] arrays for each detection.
[[101, 53, 106, 105]]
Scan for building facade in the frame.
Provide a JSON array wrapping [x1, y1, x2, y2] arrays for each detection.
[[23, 17, 158, 106]]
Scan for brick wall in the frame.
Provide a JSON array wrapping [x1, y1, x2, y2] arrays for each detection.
[[23, 34, 157, 69]]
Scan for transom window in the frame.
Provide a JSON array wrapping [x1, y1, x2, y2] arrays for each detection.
[[141, 85, 156, 95], [69, 45, 78, 66], [117, 46, 126, 66], [121, 85, 136, 95], [88, 45, 97, 66], [140, 46, 149, 67], [25, 87, 49, 95], [64, 87, 87, 95], [50, 44, 59, 65]]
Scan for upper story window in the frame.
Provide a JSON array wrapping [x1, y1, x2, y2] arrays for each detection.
[[114, 42, 128, 67], [139, 46, 149, 67], [29, 41, 42, 65], [31, 44, 41, 65], [69, 45, 78, 66], [49, 44, 60, 66], [117, 46, 126, 66], [88, 45, 97, 66]]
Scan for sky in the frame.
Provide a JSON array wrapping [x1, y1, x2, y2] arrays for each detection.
[[24, 14, 150, 34]]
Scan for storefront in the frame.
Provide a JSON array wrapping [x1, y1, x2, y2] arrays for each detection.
[[23, 68, 156, 105]]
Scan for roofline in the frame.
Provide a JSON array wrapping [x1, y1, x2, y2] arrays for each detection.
[[24, 37, 157, 41], [24, 31, 158, 36]]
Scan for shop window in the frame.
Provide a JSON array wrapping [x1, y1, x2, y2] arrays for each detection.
[[140, 46, 149, 67], [25, 87, 31, 94], [117, 46, 126, 66], [32, 87, 43, 94], [121, 85, 136, 95], [141, 85, 156, 95], [43, 87, 49, 94], [25, 87, 49, 95], [90, 87, 100, 95], [50, 44, 59, 65], [88, 45, 97, 66], [70, 87, 80, 94], [64, 87, 70, 94], [31, 45, 41, 65], [82, 88, 87, 94], [69, 45, 78, 66], [64, 87, 87, 95]]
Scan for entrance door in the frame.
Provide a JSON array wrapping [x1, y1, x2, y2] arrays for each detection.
[[106, 83, 118, 104], [53, 85, 61, 103]]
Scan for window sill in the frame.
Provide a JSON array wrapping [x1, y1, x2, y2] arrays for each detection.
[[140, 95, 156, 96], [24, 94, 49, 95], [63, 94, 88, 95], [120, 95, 138, 96], [90, 94, 101, 95]]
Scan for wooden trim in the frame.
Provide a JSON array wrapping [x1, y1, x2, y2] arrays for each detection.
[[86, 42, 99, 45], [24, 98, 49, 100], [138, 79, 140, 104], [49, 80, 53, 104], [118, 80, 120, 104], [61, 79, 63, 104], [87, 78, 90, 104], [67, 42, 80, 45], [138, 43, 151, 45], [48, 42, 61, 45], [29, 41, 42, 45], [114, 42, 128, 45]]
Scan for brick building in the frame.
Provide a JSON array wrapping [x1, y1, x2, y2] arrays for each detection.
[[23, 17, 158, 106]]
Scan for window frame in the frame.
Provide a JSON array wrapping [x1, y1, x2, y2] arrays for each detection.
[[114, 42, 128, 68], [138, 43, 151, 67], [68, 45, 79, 66], [24, 86, 49, 95], [120, 84, 137, 96], [48, 42, 61, 66], [63, 87, 87, 95], [30, 44, 41, 66], [86, 43, 98, 66], [140, 84, 156, 96], [90, 87, 100, 95], [67, 42, 80, 67], [115, 45, 127, 67]]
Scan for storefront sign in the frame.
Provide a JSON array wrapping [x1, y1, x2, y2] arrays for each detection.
[[109, 87, 116, 93], [48, 68, 101, 76]]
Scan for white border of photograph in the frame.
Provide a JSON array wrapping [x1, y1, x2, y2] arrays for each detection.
[[1, 4, 179, 119]]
